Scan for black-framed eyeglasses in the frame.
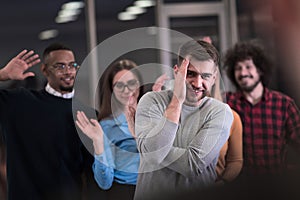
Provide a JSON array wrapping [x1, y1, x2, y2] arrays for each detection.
[[113, 79, 139, 92], [48, 62, 80, 71]]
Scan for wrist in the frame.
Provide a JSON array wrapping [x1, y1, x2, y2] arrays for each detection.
[[164, 96, 182, 123], [0, 68, 9, 81], [92, 138, 104, 155]]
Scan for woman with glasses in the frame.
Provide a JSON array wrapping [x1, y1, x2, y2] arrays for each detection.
[[76, 59, 143, 200]]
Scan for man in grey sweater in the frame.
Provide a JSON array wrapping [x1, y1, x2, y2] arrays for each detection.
[[134, 40, 233, 200]]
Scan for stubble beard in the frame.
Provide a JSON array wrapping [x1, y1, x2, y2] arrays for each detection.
[[185, 89, 208, 106]]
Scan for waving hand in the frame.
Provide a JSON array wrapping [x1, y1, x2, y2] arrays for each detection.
[[0, 49, 40, 81], [76, 111, 104, 155]]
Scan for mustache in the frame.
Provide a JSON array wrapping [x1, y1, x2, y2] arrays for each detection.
[[187, 84, 206, 92], [238, 75, 253, 80]]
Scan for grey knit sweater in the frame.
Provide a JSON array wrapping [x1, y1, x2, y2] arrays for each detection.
[[134, 90, 233, 200]]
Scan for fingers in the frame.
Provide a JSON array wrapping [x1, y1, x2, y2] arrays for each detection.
[[75, 120, 84, 132], [128, 96, 137, 107], [202, 36, 212, 44], [174, 58, 189, 80], [15, 50, 28, 59], [179, 58, 189, 76], [76, 111, 90, 127], [22, 72, 35, 79], [90, 118, 100, 127], [16, 49, 40, 67], [21, 50, 34, 60], [26, 55, 40, 67], [153, 74, 170, 92], [156, 73, 170, 83]]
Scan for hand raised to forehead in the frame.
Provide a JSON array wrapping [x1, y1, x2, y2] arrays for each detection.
[[173, 58, 189, 104], [0, 49, 40, 81]]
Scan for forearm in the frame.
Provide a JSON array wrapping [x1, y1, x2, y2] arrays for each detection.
[[164, 96, 182, 124], [136, 118, 178, 165], [163, 130, 229, 178], [93, 155, 114, 190], [92, 138, 104, 155], [163, 104, 233, 177], [221, 159, 243, 182]]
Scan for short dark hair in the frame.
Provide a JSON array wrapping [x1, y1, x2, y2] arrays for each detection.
[[224, 40, 273, 89], [178, 40, 219, 68], [42, 43, 72, 62]]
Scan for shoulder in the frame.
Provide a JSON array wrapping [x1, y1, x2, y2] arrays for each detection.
[[138, 90, 172, 105], [201, 97, 233, 120], [8, 87, 40, 98], [100, 115, 125, 129], [205, 97, 232, 111], [225, 91, 240, 101], [267, 89, 294, 102]]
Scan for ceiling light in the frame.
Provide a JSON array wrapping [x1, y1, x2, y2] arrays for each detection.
[[58, 9, 81, 18], [61, 1, 85, 10], [126, 6, 146, 15], [55, 15, 77, 23], [134, 0, 156, 8], [38, 29, 59, 40], [118, 12, 137, 21]]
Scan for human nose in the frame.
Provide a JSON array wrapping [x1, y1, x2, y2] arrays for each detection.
[[191, 75, 204, 88], [122, 85, 130, 93], [239, 66, 249, 76]]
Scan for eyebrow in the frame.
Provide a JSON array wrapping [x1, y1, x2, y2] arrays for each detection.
[[114, 79, 137, 84], [187, 70, 213, 76]]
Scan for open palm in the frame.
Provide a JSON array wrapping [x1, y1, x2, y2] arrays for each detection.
[[3, 49, 40, 80], [75, 111, 103, 141]]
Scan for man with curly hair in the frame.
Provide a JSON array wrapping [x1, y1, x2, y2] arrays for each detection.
[[224, 41, 300, 176]]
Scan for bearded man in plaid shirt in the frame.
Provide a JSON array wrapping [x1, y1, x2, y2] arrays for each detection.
[[224, 41, 300, 176]]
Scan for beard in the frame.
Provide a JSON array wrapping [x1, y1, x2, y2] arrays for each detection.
[[59, 85, 74, 92], [238, 78, 260, 92], [185, 85, 209, 106]]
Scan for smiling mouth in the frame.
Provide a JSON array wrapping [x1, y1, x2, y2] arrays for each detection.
[[61, 76, 74, 83], [190, 87, 205, 94], [239, 75, 253, 81]]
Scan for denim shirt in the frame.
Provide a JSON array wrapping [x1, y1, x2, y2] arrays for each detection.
[[93, 113, 140, 190]]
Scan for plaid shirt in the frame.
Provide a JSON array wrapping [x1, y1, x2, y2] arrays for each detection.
[[226, 88, 300, 175]]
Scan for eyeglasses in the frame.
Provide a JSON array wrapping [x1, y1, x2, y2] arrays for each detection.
[[113, 79, 139, 92], [48, 62, 80, 72]]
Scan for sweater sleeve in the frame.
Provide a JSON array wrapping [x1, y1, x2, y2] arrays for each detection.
[[136, 92, 233, 177], [162, 103, 233, 178], [135, 92, 179, 168]]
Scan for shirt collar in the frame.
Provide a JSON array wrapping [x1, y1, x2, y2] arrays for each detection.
[[237, 87, 270, 102], [262, 87, 271, 101], [45, 83, 74, 99]]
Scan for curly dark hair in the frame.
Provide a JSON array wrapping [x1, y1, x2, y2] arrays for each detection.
[[223, 40, 273, 89]]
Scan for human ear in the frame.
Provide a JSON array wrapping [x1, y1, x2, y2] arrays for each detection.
[[173, 64, 179, 75], [40, 64, 49, 77]]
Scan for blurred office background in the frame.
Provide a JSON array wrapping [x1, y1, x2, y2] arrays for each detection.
[[0, 0, 298, 106]]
